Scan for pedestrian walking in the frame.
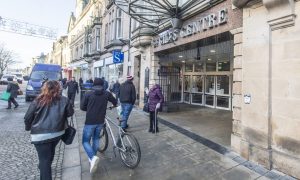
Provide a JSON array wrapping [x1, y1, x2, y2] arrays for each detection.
[[102, 77, 109, 90], [6, 77, 20, 109], [147, 83, 164, 133], [24, 80, 74, 180], [65, 77, 79, 107], [79, 77, 83, 89], [80, 78, 117, 173], [112, 80, 121, 103], [119, 75, 136, 131]]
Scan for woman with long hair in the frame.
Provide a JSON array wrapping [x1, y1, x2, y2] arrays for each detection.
[[24, 80, 74, 180]]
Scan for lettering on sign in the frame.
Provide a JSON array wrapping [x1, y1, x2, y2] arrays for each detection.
[[152, 9, 228, 47]]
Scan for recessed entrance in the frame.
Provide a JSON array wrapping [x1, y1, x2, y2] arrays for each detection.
[[157, 32, 233, 147]]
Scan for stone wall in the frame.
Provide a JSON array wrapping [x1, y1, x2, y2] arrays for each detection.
[[232, 1, 300, 178]]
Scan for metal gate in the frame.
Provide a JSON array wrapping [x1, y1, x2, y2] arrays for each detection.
[[158, 66, 182, 104]]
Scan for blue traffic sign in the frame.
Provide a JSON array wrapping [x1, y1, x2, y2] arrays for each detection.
[[113, 50, 124, 64]]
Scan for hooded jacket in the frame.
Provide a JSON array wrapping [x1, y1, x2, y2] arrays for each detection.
[[148, 84, 164, 112], [80, 85, 117, 125]]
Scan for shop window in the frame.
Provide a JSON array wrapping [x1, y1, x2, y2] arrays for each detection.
[[206, 58, 217, 72], [216, 76, 229, 95], [194, 62, 203, 72], [218, 60, 230, 71], [185, 63, 193, 72], [117, 64, 123, 78]]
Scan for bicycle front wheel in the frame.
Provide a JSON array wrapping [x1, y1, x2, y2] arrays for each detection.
[[119, 133, 141, 169], [98, 127, 108, 153]]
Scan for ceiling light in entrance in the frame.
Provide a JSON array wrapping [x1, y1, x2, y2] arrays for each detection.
[[208, 58, 212, 61], [181, 61, 185, 63], [210, 50, 216, 53], [179, 55, 183, 58]]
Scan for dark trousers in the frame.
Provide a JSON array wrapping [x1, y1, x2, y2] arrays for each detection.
[[34, 140, 60, 180], [68, 93, 76, 106], [8, 97, 18, 108], [149, 111, 158, 131]]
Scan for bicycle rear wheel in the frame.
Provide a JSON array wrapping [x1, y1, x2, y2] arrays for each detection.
[[118, 133, 141, 169], [98, 127, 108, 153]]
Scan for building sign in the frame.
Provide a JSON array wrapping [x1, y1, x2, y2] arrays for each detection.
[[113, 50, 124, 64], [153, 8, 228, 47]]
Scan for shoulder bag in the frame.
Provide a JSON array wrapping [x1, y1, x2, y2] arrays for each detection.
[[62, 116, 76, 145]]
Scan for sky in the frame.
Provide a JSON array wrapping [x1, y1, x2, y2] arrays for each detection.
[[0, 0, 76, 69]]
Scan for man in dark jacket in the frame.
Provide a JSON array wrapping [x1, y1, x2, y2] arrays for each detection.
[[119, 75, 136, 130], [6, 77, 20, 109], [65, 77, 79, 107], [80, 78, 117, 173], [102, 77, 109, 91]]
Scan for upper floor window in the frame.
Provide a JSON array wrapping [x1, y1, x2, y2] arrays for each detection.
[[116, 8, 122, 38], [96, 28, 101, 51]]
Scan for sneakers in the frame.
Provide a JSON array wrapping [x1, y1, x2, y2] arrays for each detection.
[[90, 156, 99, 173]]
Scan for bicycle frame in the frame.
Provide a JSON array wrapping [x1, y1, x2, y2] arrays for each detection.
[[104, 116, 126, 152]]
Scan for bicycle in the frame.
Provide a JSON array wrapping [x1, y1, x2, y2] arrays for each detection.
[[98, 107, 141, 169]]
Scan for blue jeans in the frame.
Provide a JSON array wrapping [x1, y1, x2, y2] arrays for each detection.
[[121, 103, 133, 128], [82, 124, 103, 160]]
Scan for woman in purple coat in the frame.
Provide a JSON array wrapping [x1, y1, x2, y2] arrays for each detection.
[[148, 84, 164, 133]]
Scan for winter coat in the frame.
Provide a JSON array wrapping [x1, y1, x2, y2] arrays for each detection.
[[66, 81, 79, 94], [24, 96, 74, 134], [7, 82, 20, 98], [80, 85, 117, 125], [148, 84, 164, 112], [119, 80, 136, 105]]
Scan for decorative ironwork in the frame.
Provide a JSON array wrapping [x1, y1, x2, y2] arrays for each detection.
[[0, 16, 57, 40], [114, 0, 212, 30]]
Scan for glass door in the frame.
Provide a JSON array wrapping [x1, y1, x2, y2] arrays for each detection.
[[216, 75, 231, 110], [191, 75, 203, 105], [205, 75, 215, 107], [183, 75, 191, 103], [204, 75, 231, 109]]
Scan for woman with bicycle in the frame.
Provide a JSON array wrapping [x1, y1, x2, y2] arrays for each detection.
[[24, 80, 74, 180], [147, 82, 164, 133]]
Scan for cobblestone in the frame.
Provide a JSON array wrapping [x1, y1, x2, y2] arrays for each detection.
[[0, 90, 65, 180]]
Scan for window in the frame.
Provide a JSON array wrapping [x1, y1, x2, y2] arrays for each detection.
[[96, 28, 100, 51], [88, 35, 92, 54], [116, 8, 122, 38], [105, 24, 108, 45], [109, 9, 115, 41]]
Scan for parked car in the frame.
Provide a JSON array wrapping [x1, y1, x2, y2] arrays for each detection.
[[26, 63, 62, 102], [0, 74, 18, 85], [11, 73, 23, 84]]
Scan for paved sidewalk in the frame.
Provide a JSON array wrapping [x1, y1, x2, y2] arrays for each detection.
[[63, 100, 296, 180]]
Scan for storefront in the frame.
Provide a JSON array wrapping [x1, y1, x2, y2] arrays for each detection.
[[157, 33, 233, 110]]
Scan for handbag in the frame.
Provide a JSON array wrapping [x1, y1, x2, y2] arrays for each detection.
[[0, 91, 11, 101], [17, 90, 23, 95], [143, 102, 149, 113], [61, 116, 76, 145]]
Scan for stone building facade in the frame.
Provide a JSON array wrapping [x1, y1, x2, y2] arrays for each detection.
[[231, 0, 300, 178]]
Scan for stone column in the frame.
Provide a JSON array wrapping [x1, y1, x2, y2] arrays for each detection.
[[230, 27, 244, 155]]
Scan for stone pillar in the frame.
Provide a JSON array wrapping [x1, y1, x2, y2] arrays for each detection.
[[230, 27, 244, 155]]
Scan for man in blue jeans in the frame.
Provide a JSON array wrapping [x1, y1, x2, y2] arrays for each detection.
[[80, 78, 117, 173], [119, 75, 136, 131]]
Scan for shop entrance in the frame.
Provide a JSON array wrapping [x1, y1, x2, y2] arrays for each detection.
[[183, 75, 231, 110]]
